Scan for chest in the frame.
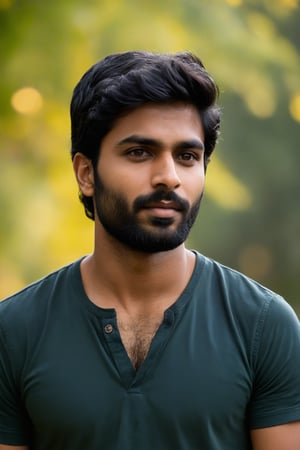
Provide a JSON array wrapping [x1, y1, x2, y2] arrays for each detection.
[[22, 307, 253, 449], [23, 309, 252, 409], [117, 313, 162, 370]]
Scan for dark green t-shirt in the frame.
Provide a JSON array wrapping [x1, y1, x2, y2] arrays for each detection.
[[1, 252, 300, 449]]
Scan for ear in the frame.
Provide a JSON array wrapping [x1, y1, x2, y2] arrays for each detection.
[[72, 153, 95, 197]]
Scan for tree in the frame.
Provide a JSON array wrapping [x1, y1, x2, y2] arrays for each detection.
[[1, 0, 299, 313]]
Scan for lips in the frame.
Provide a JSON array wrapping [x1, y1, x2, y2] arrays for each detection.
[[141, 200, 183, 220], [133, 190, 189, 215], [144, 200, 182, 211]]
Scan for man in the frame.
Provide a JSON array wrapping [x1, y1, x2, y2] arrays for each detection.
[[0, 51, 300, 450]]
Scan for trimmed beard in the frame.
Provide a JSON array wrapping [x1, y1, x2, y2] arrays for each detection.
[[93, 170, 203, 253]]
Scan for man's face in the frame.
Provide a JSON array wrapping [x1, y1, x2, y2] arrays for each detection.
[[94, 102, 206, 253]]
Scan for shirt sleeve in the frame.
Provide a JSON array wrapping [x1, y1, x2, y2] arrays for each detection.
[[0, 317, 31, 445], [248, 295, 300, 429]]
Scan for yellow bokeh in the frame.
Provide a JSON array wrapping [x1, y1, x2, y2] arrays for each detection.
[[11, 87, 43, 115], [289, 93, 300, 122], [277, 0, 298, 9], [206, 158, 252, 210], [225, 0, 243, 6], [244, 86, 276, 118], [241, 73, 276, 118]]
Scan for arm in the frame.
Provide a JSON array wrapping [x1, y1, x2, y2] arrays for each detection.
[[0, 319, 31, 450], [251, 422, 300, 450], [0, 447, 28, 450], [247, 296, 300, 438]]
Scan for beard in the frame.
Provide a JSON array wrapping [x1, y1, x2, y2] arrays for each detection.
[[93, 171, 203, 254]]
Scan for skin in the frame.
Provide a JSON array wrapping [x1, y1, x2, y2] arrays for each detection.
[[2, 102, 299, 449], [0, 447, 29, 450], [250, 424, 300, 450]]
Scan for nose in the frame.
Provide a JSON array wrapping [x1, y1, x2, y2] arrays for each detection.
[[151, 153, 181, 190]]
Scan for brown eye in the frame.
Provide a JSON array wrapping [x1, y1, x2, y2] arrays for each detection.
[[178, 152, 199, 164], [181, 153, 194, 160], [126, 148, 151, 160]]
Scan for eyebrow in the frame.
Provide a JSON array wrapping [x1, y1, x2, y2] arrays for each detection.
[[116, 134, 205, 151]]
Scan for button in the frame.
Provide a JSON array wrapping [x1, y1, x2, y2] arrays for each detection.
[[104, 324, 113, 334]]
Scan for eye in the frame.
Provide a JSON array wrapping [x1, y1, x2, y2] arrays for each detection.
[[125, 147, 152, 161], [178, 151, 200, 165]]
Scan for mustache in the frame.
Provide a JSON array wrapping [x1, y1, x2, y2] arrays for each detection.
[[133, 190, 189, 213]]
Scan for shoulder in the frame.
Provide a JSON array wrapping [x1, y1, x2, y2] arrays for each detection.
[[0, 258, 83, 332], [196, 253, 300, 405], [194, 251, 299, 341], [195, 251, 278, 307], [0, 259, 84, 380]]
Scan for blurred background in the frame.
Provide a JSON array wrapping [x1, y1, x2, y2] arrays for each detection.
[[0, 0, 299, 315]]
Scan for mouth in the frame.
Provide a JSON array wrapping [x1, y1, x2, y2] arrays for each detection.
[[145, 200, 181, 210], [143, 200, 182, 218]]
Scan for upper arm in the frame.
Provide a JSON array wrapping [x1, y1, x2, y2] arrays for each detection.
[[251, 421, 300, 450], [0, 321, 31, 448], [248, 296, 300, 429], [0, 446, 28, 450]]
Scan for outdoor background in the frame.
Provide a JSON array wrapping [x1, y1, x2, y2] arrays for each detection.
[[0, 0, 299, 315]]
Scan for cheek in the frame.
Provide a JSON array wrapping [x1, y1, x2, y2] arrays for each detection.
[[182, 170, 205, 201], [99, 161, 149, 188], [108, 174, 151, 205]]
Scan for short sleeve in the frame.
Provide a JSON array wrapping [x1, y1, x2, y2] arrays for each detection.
[[248, 295, 300, 428], [0, 318, 31, 445]]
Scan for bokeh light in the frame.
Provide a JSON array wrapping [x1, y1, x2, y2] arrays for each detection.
[[225, 0, 243, 7], [206, 158, 252, 210], [289, 93, 300, 122], [11, 87, 43, 115]]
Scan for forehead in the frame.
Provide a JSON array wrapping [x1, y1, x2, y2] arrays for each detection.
[[102, 102, 205, 147]]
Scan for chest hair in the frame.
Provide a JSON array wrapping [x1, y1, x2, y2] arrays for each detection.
[[118, 315, 162, 371]]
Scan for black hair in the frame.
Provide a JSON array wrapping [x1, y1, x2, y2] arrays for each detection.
[[70, 51, 221, 219]]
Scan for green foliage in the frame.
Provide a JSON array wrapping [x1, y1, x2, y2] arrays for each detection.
[[1, 0, 299, 313]]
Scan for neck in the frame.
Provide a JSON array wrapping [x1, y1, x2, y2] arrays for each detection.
[[80, 229, 196, 312]]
